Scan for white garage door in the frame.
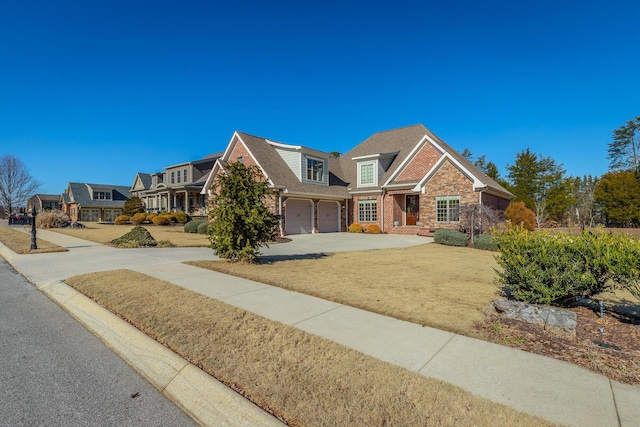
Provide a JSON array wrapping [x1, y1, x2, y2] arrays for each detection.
[[285, 199, 313, 235], [104, 209, 122, 222], [81, 208, 100, 222], [318, 201, 339, 233]]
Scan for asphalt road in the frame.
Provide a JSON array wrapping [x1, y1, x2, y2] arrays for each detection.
[[0, 259, 197, 427]]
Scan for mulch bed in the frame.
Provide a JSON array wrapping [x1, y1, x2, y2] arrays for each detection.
[[475, 304, 640, 385]]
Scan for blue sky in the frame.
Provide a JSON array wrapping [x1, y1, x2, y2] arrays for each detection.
[[1, 0, 638, 194]]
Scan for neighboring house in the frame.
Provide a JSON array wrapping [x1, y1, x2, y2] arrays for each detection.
[[130, 153, 221, 216], [61, 183, 131, 222], [203, 124, 514, 236], [27, 194, 61, 212]]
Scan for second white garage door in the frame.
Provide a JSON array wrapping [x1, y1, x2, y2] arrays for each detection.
[[318, 201, 339, 233], [285, 199, 313, 235]]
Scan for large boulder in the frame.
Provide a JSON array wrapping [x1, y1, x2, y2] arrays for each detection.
[[493, 300, 577, 335]]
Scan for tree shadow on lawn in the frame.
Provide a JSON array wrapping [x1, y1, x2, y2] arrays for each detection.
[[258, 252, 330, 264]]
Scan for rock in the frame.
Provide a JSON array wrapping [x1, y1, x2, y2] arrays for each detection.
[[492, 300, 577, 335], [63, 221, 85, 228]]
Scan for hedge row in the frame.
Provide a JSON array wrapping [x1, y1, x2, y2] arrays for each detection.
[[494, 226, 640, 306]]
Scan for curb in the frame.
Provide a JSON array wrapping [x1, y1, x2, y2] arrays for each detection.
[[39, 280, 285, 427]]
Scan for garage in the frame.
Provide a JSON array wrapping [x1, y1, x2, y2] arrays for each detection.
[[285, 199, 313, 235], [80, 208, 100, 222], [104, 209, 122, 222], [318, 201, 340, 233]]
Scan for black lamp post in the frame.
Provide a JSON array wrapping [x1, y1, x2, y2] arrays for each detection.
[[30, 205, 37, 250]]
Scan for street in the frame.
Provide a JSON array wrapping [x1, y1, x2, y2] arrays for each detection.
[[0, 259, 197, 427]]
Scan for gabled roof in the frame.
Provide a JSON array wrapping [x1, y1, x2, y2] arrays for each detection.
[[340, 124, 513, 199], [62, 183, 131, 207], [131, 173, 152, 191], [203, 131, 349, 199], [34, 194, 61, 202]]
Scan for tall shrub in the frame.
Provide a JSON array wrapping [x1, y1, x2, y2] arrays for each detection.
[[123, 196, 145, 216], [207, 162, 279, 263]]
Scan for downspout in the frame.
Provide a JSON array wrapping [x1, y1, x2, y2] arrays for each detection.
[[345, 198, 349, 229], [478, 187, 486, 234], [278, 191, 284, 237], [381, 189, 385, 233]]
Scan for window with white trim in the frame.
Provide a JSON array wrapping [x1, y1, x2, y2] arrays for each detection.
[[306, 158, 324, 182], [171, 171, 175, 184], [93, 191, 112, 200], [358, 161, 376, 187], [183, 169, 187, 182], [358, 199, 377, 222], [436, 196, 460, 222]]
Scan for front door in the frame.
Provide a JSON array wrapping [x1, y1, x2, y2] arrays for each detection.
[[405, 195, 419, 225]]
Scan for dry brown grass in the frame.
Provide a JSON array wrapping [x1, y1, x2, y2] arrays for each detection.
[[65, 269, 554, 427], [51, 223, 209, 247], [0, 225, 67, 254], [188, 244, 501, 335]]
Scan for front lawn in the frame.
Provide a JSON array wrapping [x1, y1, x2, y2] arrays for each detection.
[[65, 269, 552, 427], [51, 222, 209, 247]]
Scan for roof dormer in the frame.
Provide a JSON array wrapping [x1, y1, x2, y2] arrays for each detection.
[[353, 152, 397, 188]]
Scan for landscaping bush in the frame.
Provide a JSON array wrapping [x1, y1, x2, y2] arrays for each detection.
[[349, 223, 363, 233], [146, 213, 158, 223], [493, 226, 640, 306], [160, 212, 177, 222], [110, 226, 157, 247], [152, 215, 170, 225], [434, 229, 467, 247], [173, 211, 189, 224], [473, 233, 498, 251], [114, 215, 130, 225], [197, 221, 209, 234], [184, 219, 206, 233], [36, 210, 70, 228], [365, 224, 381, 234], [123, 196, 145, 216], [129, 212, 147, 225], [504, 201, 536, 231]]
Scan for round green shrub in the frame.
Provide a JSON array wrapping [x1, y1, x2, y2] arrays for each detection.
[[184, 219, 206, 233], [473, 233, 498, 251], [110, 226, 157, 247], [434, 229, 468, 246], [197, 221, 209, 234]]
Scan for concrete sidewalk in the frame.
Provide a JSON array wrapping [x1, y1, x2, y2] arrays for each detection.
[[2, 226, 639, 426]]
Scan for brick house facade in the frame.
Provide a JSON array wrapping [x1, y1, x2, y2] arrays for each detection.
[[203, 125, 513, 236]]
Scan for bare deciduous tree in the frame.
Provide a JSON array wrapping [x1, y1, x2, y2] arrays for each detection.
[[0, 155, 41, 216]]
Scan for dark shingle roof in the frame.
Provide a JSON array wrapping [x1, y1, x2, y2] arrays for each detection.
[[64, 183, 131, 207], [134, 173, 152, 190], [236, 132, 349, 198], [339, 124, 513, 198]]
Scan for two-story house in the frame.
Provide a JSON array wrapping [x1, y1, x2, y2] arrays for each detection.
[[203, 125, 513, 236], [131, 153, 221, 216], [61, 183, 131, 222]]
